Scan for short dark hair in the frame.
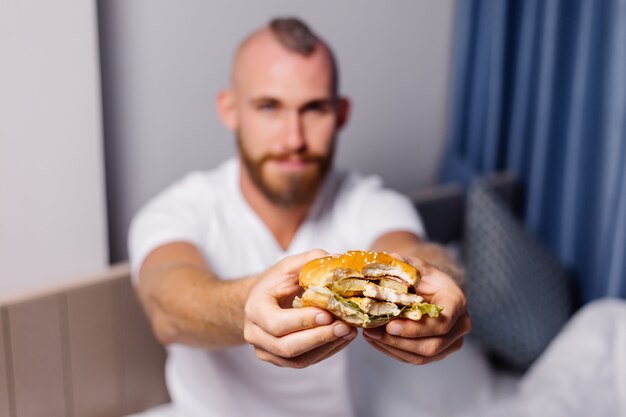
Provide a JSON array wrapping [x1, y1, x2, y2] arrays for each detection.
[[268, 17, 339, 96], [269, 17, 317, 55]]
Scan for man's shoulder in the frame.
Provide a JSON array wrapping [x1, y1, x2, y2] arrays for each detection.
[[332, 168, 386, 198], [329, 168, 413, 215], [325, 168, 398, 214], [167, 158, 236, 194], [142, 158, 237, 213]]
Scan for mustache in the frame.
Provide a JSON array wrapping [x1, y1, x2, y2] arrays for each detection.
[[258, 152, 327, 165]]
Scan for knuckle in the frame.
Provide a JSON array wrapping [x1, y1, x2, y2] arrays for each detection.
[[385, 335, 400, 348], [291, 358, 309, 369], [400, 322, 420, 338], [243, 302, 254, 319], [422, 339, 443, 357], [243, 325, 253, 344], [301, 317, 313, 329], [255, 348, 270, 362], [256, 349, 287, 368], [460, 298, 468, 313], [438, 320, 454, 336], [271, 358, 287, 368], [464, 315, 473, 334], [278, 264, 289, 275], [310, 248, 327, 258], [397, 356, 411, 365], [452, 338, 464, 352], [318, 330, 335, 346], [409, 356, 426, 366], [263, 319, 281, 336], [276, 341, 299, 358]]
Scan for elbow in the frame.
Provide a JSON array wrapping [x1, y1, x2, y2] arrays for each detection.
[[136, 283, 179, 346], [150, 314, 179, 346]]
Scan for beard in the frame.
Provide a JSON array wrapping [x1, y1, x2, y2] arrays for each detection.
[[237, 133, 334, 207]]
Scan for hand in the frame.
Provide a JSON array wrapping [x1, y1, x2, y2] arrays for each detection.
[[243, 249, 358, 368], [363, 255, 471, 365]]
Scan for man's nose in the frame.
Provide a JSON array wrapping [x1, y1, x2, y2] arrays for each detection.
[[283, 112, 306, 153]]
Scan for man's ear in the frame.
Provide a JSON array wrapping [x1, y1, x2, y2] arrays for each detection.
[[336, 97, 351, 130], [216, 90, 237, 131]]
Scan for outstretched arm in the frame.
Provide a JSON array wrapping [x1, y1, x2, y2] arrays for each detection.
[[136, 241, 258, 348], [136, 243, 357, 366]]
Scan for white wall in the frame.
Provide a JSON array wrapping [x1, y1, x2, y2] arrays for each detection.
[[0, 0, 108, 294], [100, 0, 457, 261]]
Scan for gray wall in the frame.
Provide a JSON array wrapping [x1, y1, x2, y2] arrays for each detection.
[[100, 0, 456, 262], [0, 0, 108, 293]]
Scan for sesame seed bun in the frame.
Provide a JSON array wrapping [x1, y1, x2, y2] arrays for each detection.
[[298, 250, 420, 289], [294, 250, 442, 328]]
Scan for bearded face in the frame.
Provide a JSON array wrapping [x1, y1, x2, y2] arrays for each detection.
[[237, 133, 334, 207]]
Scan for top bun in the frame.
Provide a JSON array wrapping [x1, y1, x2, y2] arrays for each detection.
[[299, 250, 419, 288]]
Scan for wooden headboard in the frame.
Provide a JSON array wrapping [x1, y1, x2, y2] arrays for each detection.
[[0, 264, 169, 417]]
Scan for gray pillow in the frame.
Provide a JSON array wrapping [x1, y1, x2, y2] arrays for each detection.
[[463, 179, 575, 372]]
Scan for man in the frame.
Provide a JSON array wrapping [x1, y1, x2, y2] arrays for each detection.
[[129, 18, 470, 417]]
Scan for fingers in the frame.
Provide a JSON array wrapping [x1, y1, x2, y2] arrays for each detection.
[[382, 296, 468, 339], [244, 319, 357, 359], [362, 304, 465, 340], [254, 248, 329, 298], [363, 314, 471, 357], [365, 336, 464, 366], [248, 305, 334, 337], [253, 331, 356, 368], [389, 252, 406, 261], [408, 281, 467, 338], [245, 248, 333, 332], [242, 249, 361, 369], [402, 254, 436, 276]]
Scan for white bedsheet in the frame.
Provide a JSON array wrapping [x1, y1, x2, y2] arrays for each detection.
[[460, 299, 626, 417]]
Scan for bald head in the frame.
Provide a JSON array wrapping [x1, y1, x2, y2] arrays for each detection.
[[216, 18, 350, 209], [231, 18, 339, 97]]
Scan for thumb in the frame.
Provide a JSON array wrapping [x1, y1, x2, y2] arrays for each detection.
[[276, 248, 329, 276], [259, 249, 329, 297]]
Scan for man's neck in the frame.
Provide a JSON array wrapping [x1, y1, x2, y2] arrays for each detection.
[[239, 164, 312, 251]]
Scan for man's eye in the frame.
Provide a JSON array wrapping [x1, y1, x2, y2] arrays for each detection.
[[305, 103, 330, 113], [258, 103, 277, 112]]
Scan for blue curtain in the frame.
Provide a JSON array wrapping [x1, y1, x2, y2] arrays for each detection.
[[441, 0, 626, 302]]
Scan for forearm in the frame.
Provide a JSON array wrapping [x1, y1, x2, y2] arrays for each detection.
[[399, 242, 465, 287], [140, 263, 260, 349], [371, 231, 465, 287]]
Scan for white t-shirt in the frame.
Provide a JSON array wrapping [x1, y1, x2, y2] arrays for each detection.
[[129, 158, 493, 417]]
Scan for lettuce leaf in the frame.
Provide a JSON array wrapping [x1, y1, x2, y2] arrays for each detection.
[[327, 289, 443, 325], [401, 302, 444, 319], [418, 302, 444, 317], [333, 292, 367, 314]]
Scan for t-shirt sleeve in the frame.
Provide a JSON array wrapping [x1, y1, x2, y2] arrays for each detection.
[[338, 174, 426, 250], [128, 174, 208, 282]]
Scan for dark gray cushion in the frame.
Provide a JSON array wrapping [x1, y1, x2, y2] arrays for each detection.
[[463, 179, 575, 372]]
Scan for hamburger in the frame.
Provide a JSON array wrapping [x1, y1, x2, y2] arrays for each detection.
[[293, 250, 443, 328]]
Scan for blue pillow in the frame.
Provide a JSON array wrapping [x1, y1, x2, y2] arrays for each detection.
[[463, 179, 575, 372]]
